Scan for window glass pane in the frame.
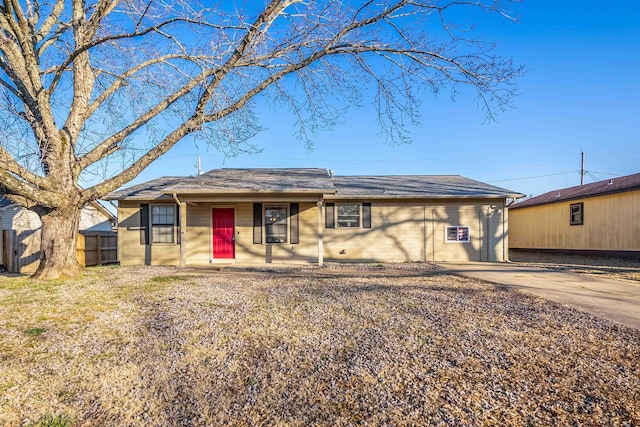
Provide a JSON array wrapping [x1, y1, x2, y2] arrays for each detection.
[[152, 205, 174, 225], [570, 203, 583, 225], [152, 225, 174, 243], [265, 206, 287, 243], [151, 205, 174, 243], [446, 226, 469, 242], [337, 204, 360, 227], [447, 227, 458, 241]]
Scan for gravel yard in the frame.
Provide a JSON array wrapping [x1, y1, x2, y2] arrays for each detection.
[[1, 264, 638, 426]]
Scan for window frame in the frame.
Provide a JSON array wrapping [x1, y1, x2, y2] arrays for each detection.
[[570, 202, 584, 226], [445, 226, 471, 243], [150, 204, 176, 244], [264, 205, 288, 244], [336, 203, 361, 228]]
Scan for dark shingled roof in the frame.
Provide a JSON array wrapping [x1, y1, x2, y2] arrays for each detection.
[[104, 169, 334, 200], [510, 172, 640, 209], [165, 168, 334, 194], [103, 176, 183, 200], [105, 168, 523, 200], [332, 175, 521, 198]]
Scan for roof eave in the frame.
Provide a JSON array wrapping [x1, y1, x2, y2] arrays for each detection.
[[164, 189, 335, 195], [103, 194, 174, 201], [327, 193, 524, 200], [510, 186, 640, 210]]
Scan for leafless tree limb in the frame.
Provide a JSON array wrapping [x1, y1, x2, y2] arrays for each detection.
[[0, 0, 523, 277]]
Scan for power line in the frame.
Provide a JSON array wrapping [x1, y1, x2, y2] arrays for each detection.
[[486, 170, 579, 183], [586, 171, 598, 182]]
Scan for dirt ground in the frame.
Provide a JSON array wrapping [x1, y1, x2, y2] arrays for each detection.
[[1, 264, 638, 426], [510, 250, 640, 282]]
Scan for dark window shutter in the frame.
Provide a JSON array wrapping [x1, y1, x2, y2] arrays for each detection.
[[253, 203, 262, 244], [140, 204, 149, 245], [325, 203, 335, 229], [290, 203, 299, 244], [176, 205, 180, 244], [362, 203, 371, 228]]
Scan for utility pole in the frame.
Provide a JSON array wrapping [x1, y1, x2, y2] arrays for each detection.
[[580, 150, 585, 186], [195, 154, 203, 175]]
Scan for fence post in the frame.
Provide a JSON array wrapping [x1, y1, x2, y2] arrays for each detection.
[[76, 233, 86, 267], [2, 230, 8, 271], [7, 230, 17, 273]]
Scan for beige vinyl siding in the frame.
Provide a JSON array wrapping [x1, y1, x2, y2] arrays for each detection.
[[146, 201, 322, 264], [185, 205, 211, 264], [117, 198, 510, 265], [324, 203, 426, 262], [325, 201, 506, 263], [510, 190, 640, 251], [234, 202, 320, 263], [118, 200, 180, 265], [430, 206, 483, 262]]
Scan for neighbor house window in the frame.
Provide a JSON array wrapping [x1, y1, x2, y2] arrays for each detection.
[[446, 226, 470, 243], [570, 202, 584, 226], [337, 203, 360, 228], [265, 206, 287, 243], [151, 205, 175, 244]]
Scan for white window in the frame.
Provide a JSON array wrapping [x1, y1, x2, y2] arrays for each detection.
[[337, 203, 360, 228], [152, 205, 175, 244], [265, 206, 287, 243], [446, 226, 470, 243]]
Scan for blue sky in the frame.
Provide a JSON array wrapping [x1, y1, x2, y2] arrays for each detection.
[[126, 1, 639, 198]]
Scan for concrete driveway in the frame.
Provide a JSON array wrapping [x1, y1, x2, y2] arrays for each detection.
[[438, 262, 640, 330]]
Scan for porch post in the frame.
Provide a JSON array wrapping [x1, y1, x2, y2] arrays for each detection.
[[503, 202, 509, 262], [179, 201, 187, 267], [317, 200, 324, 267]]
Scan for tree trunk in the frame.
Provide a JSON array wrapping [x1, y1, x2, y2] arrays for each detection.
[[32, 207, 84, 279]]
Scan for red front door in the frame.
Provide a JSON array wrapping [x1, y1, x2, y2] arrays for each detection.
[[212, 208, 235, 259]]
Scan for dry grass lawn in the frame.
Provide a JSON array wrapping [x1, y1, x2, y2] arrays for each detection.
[[0, 264, 639, 426]]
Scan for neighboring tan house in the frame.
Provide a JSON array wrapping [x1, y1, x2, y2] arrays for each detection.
[[509, 172, 640, 258], [105, 168, 522, 266], [0, 199, 117, 273]]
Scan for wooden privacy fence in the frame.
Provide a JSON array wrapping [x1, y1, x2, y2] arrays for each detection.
[[2, 230, 117, 274], [76, 232, 118, 267], [2, 229, 41, 274]]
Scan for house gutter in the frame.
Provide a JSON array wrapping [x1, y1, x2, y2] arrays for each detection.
[[506, 194, 525, 207]]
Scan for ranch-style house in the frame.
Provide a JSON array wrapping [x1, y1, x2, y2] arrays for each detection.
[[105, 168, 523, 266]]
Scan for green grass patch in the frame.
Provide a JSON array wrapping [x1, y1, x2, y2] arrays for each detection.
[[0, 276, 36, 290], [149, 275, 187, 283], [27, 414, 74, 427], [24, 327, 48, 336]]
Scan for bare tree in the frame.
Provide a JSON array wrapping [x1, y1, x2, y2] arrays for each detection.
[[0, 0, 523, 279]]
